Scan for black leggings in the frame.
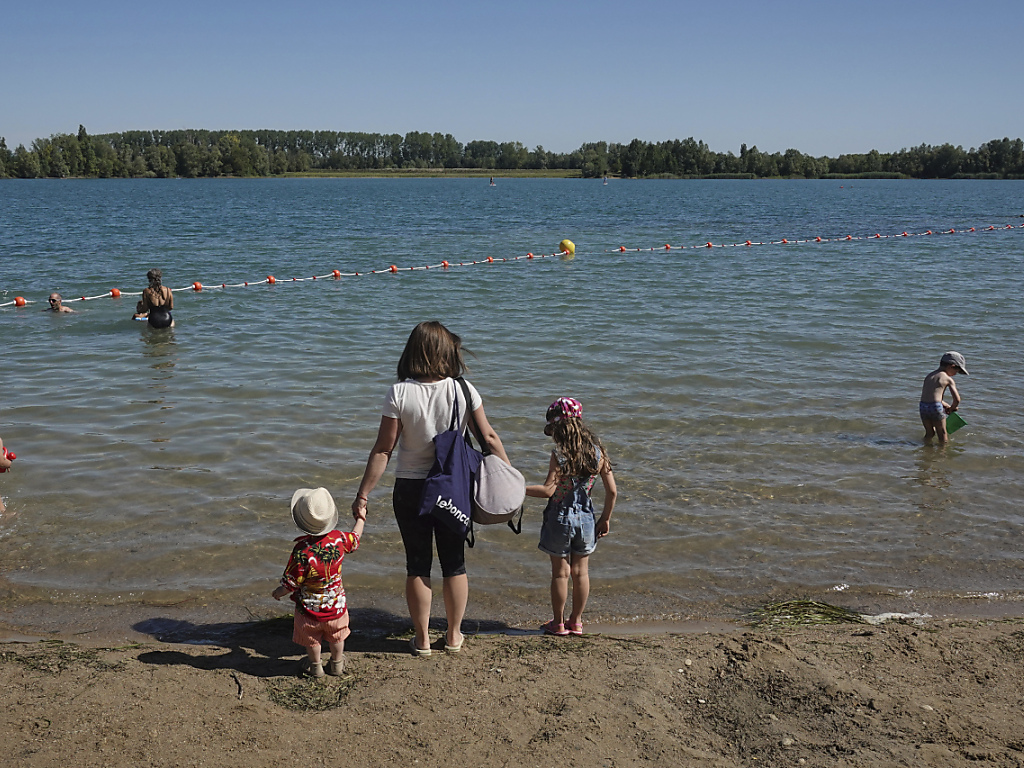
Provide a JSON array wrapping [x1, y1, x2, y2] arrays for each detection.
[[393, 478, 467, 578]]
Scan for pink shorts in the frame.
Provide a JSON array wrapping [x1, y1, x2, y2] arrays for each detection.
[[292, 608, 351, 648]]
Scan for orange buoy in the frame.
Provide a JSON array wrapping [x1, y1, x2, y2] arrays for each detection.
[[192, 282, 202, 291], [244, 282, 249, 286], [619, 246, 626, 252], [442, 260, 450, 268], [706, 242, 713, 248], [389, 265, 397, 273], [846, 235, 853, 240], [487, 256, 494, 263], [527, 253, 534, 259], [267, 275, 276, 284], [14, 296, 26, 307], [926, 230, 932, 235], [745, 240, 752, 246], [110, 288, 121, 298], [969, 227, 975, 232], [332, 270, 341, 278], [665, 244, 671, 250], [874, 234, 881, 238], [781, 239, 788, 244], [901, 232, 908, 237], [815, 237, 822, 242]]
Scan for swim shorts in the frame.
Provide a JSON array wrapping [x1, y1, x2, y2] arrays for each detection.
[[919, 401, 946, 421]]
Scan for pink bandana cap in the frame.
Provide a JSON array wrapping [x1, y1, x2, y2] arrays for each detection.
[[546, 397, 583, 428]]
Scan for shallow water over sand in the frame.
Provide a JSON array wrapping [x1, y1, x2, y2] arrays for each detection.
[[1, 178, 1023, 633]]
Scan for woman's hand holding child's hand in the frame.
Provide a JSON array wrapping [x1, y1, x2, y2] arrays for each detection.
[[352, 496, 368, 520], [272, 585, 289, 601]]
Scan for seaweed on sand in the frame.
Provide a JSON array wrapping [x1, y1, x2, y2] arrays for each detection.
[[747, 600, 868, 628]]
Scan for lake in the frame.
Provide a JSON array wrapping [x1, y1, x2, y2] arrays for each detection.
[[1, 177, 1023, 637]]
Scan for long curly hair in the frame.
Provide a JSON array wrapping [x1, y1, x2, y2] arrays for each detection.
[[547, 415, 609, 478]]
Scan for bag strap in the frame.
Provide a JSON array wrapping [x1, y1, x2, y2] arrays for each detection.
[[456, 377, 490, 455], [448, 379, 462, 432], [508, 507, 522, 535]]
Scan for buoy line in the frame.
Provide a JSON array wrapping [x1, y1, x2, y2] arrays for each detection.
[[2, 224, 1021, 309]]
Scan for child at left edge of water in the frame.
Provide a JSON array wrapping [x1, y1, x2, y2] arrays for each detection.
[[0, 434, 12, 514], [273, 487, 364, 678]]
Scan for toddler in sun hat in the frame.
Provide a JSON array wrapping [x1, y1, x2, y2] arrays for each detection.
[[272, 487, 365, 678]]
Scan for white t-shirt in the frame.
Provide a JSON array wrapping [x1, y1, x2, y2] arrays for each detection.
[[382, 377, 483, 479]]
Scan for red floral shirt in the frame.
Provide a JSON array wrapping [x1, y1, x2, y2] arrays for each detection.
[[280, 530, 360, 621]]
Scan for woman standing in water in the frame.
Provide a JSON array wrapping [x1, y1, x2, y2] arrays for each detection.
[[351, 321, 510, 656], [133, 269, 174, 328]]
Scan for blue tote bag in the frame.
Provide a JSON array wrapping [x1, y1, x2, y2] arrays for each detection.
[[419, 382, 483, 543]]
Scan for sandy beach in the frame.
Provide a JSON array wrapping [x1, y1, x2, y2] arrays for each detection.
[[4, 612, 1024, 768]]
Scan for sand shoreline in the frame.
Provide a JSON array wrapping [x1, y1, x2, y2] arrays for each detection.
[[4, 615, 1024, 767], [3, 583, 1024, 647]]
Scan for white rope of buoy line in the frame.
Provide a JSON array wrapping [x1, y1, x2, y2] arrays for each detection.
[[2, 223, 1021, 309]]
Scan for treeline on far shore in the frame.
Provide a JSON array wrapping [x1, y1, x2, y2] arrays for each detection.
[[1, 126, 1023, 180]]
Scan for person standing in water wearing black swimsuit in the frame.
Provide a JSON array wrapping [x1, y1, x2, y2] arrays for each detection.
[[133, 268, 174, 328]]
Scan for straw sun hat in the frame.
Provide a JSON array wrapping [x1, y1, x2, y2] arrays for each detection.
[[290, 487, 339, 536]]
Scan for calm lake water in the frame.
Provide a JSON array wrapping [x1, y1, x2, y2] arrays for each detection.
[[1, 178, 1023, 636]]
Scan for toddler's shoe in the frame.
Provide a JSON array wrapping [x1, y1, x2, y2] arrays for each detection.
[[326, 657, 345, 676], [300, 659, 325, 679]]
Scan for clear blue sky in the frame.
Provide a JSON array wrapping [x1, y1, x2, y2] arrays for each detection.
[[2, 0, 1020, 156]]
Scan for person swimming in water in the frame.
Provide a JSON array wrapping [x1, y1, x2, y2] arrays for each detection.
[[133, 269, 174, 328], [45, 293, 74, 313]]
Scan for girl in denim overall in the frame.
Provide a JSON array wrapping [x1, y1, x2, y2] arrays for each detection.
[[526, 398, 617, 637]]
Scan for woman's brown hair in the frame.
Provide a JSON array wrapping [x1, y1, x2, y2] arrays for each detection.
[[396, 321, 467, 381]]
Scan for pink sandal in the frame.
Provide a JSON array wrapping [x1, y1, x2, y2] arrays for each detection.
[[566, 621, 583, 636], [541, 620, 569, 636]]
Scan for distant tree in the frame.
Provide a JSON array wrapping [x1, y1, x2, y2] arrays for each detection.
[[13, 144, 41, 178], [145, 144, 177, 177], [203, 145, 223, 177], [78, 125, 97, 176], [92, 138, 117, 177], [464, 140, 499, 169], [0, 137, 10, 178]]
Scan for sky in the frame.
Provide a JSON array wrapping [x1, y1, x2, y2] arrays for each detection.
[[2, 0, 1021, 157]]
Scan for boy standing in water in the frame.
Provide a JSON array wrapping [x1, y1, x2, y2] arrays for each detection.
[[920, 351, 968, 442]]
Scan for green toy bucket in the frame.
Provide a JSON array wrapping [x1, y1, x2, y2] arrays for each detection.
[[946, 411, 967, 434]]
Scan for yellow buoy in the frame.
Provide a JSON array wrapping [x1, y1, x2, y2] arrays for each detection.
[[559, 239, 575, 255]]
